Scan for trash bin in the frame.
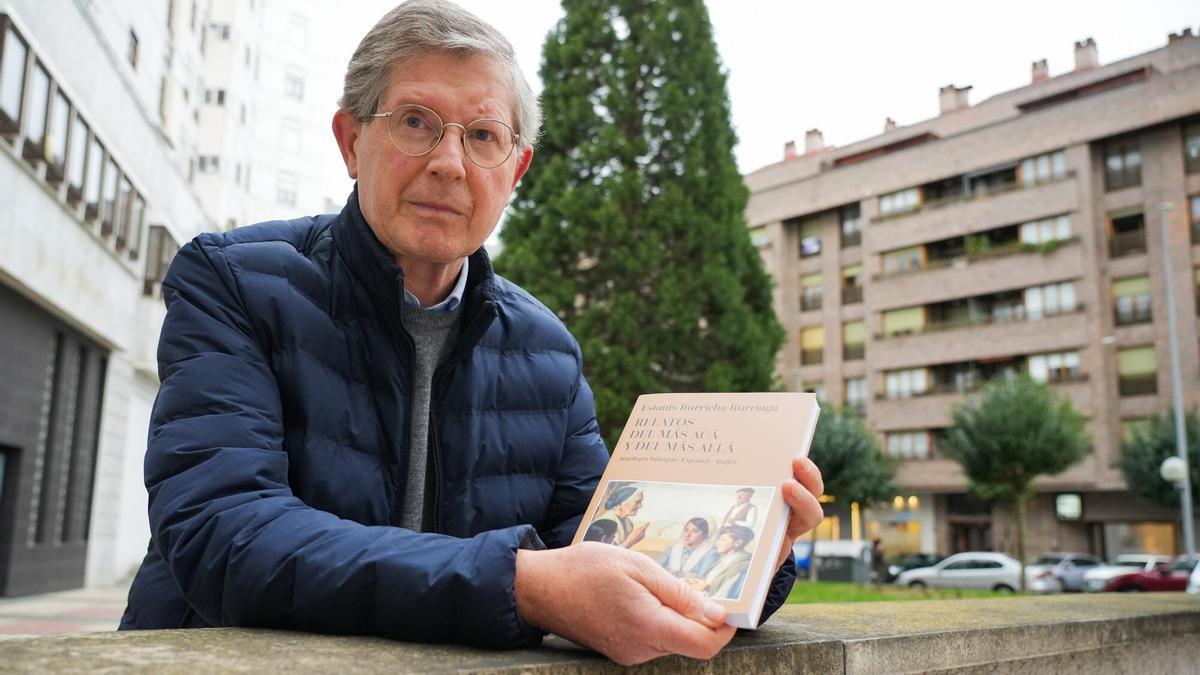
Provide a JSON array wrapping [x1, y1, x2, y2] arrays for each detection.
[[812, 539, 872, 583]]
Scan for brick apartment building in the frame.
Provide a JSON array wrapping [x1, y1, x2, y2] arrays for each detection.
[[745, 31, 1200, 560]]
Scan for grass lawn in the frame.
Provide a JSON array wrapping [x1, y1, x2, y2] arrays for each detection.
[[786, 581, 1018, 604]]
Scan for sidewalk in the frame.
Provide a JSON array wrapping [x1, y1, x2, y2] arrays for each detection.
[[0, 582, 130, 635]]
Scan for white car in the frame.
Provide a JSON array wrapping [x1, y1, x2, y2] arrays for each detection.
[[1082, 554, 1171, 592], [895, 552, 1060, 593], [1189, 560, 1200, 594]]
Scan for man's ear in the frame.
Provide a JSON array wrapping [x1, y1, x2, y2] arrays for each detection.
[[332, 109, 362, 180], [511, 146, 533, 188]]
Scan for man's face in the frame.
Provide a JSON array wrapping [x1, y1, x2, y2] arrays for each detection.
[[333, 52, 532, 266], [681, 522, 705, 547], [715, 532, 740, 554], [736, 491, 751, 504]]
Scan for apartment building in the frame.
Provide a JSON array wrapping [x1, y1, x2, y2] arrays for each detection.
[[746, 31, 1200, 560], [0, 0, 214, 595]]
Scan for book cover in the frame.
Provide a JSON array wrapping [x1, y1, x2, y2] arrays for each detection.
[[571, 392, 820, 629]]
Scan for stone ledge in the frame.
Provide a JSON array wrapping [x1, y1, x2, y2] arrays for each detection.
[[1, 594, 1198, 673]]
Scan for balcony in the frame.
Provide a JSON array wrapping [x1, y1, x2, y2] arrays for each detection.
[[801, 349, 823, 366], [870, 239, 1083, 312], [801, 294, 823, 312], [1119, 374, 1157, 397], [1109, 230, 1147, 258], [872, 375, 1094, 431], [871, 310, 1086, 371], [843, 343, 865, 361], [841, 229, 862, 248], [842, 285, 863, 304]]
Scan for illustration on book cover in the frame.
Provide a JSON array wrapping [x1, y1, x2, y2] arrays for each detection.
[[582, 480, 775, 601]]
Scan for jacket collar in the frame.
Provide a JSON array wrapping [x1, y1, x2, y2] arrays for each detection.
[[332, 186, 498, 337]]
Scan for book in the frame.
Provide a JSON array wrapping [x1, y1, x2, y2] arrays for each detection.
[[571, 392, 821, 629]]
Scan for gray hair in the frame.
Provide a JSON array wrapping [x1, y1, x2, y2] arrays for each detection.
[[339, 0, 541, 149]]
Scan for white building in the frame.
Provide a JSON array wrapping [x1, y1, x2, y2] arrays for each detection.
[[0, 0, 212, 595]]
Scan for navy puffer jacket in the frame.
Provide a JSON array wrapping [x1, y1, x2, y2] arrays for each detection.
[[120, 191, 795, 647]]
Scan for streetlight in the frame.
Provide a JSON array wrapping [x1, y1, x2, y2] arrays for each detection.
[[1158, 202, 1196, 562]]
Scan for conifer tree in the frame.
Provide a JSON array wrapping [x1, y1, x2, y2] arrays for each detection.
[[497, 0, 782, 448]]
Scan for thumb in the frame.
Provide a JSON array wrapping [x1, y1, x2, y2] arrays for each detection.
[[638, 561, 726, 629]]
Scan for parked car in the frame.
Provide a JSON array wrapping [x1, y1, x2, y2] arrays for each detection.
[[1083, 554, 1171, 592], [895, 552, 1060, 593], [1104, 558, 1200, 592], [1024, 553, 1102, 592], [886, 553, 943, 583], [1189, 560, 1200, 594]]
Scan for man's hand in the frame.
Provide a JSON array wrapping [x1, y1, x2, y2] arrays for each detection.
[[775, 456, 825, 572], [515, 543, 736, 665]]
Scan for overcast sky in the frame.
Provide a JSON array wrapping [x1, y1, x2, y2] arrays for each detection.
[[317, 0, 1197, 200]]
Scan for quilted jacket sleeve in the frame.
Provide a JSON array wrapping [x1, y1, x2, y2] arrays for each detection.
[[146, 235, 544, 648], [536, 370, 609, 549]]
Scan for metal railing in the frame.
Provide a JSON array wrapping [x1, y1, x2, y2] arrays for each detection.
[[842, 285, 863, 304], [843, 343, 865, 361], [875, 304, 1085, 341], [1118, 374, 1158, 397], [1109, 230, 1147, 258]]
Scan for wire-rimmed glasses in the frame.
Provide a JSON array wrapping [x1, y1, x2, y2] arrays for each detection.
[[369, 103, 519, 169]]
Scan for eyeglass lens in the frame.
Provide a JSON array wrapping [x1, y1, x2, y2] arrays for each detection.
[[387, 104, 514, 168]]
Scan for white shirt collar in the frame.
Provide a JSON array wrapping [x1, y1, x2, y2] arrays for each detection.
[[403, 258, 469, 312]]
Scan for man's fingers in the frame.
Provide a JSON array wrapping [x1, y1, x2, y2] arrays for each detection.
[[793, 456, 824, 497], [636, 558, 726, 629], [783, 479, 824, 540], [649, 609, 737, 662]]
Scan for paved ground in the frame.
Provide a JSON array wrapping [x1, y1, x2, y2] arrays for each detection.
[[0, 581, 130, 635]]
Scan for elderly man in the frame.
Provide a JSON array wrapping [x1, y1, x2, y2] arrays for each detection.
[[118, 0, 824, 666]]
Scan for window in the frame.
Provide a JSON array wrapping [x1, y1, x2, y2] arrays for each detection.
[[883, 306, 925, 337], [280, 116, 301, 153], [845, 377, 867, 415], [128, 29, 139, 69], [127, 193, 145, 259], [84, 136, 105, 217], [1113, 276, 1151, 325], [1020, 150, 1067, 187], [879, 187, 920, 216], [0, 17, 29, 134], [883, 246, 922, 275], [1184, 122, 1200, 174], [800, 326, 824, 365], [22, 59, 50, 158], [239, 102, 247, 125], [886, 431, 930, 459], [843, 321, 865, 361], [204, 88, 225, 105], [197, 155, 220, 173], [144, 224, 180, 295], [1019, 215, 1070, 245], [800, 273, 822, 312], [1024, 281, 1076, 319], [1028, 351, 1080, 383], [66, 114, 88, 200], [1109, 210, 1146, 258], [1104, 138, 1141, 191], [101, 156, 119, 233], [842, 264, 863, 304], [886, 368, 928, 399], [211, 23, 231, 40], [840, 204, 862, 247], [45, 86, 70, 180], [799, 218, 821, 257], [1117, 346, 1157, 396], [114, 175, 133, 249], [748, 226, 769, 248], [283, 68, 304, 100], [276, 170, 298, 207]]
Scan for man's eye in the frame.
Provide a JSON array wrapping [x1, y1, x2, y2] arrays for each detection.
[[401, 115, 426, 129], [469, 128, 496, 143]]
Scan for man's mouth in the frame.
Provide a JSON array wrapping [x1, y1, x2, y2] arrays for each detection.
[[409, 200, 464, 216]]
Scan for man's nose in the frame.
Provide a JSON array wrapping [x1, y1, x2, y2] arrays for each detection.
[[426, 124, 469, 178]]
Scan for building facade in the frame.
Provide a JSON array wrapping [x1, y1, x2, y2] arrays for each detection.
[[0, 0, 214, 596], [747, 32, 1200, 560]]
